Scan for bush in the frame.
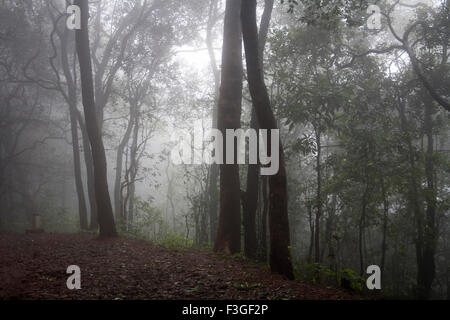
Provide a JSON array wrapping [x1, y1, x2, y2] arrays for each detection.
[[157, 231, 193, 249], [338, 268, 365, 292], [118, 198, 192, 249], [295, 263, 337, 285], [295, 263, 364, 292]]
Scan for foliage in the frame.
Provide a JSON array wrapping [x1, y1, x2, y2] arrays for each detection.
[[119, 198, 194, 249], [295, 263, 365, 292]]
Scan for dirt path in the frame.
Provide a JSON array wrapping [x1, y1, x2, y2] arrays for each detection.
[[0, 232, 356, 300]]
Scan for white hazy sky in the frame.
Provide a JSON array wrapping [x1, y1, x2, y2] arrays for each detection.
[[175, 46, 216, 73]]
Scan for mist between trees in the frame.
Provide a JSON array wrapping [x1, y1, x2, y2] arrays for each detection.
[[0, 0, 449, 299]]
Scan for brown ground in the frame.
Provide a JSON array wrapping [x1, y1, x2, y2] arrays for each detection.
[[0, 232, 357, 300]]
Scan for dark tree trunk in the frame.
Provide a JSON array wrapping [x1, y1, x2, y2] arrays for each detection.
[[257, 0, 274, 70], [397, 95, 427, 298], [69, 104, 88, 230], [307, 202, 314, 264], [74, 0, 117, 238], [206, 0, 220, 245], [77, 115, 98, 230], [208, 164, 219, 243], [380, 177, 389, 276], [325, 194, 336, 269], [127, 109, 140, 223], [243, 109, 259, 259], [359, 183, 368, 276], [59, 28, 88, 230], [242, 0, 273, 261], [241, 0, 294, 279], [419, 99, 437, 299], [199, 198, 209, 245], [260, 175, 268, 262], [164, 160, 176, 231], [314, 126, 322, 263], [214, 0, 243, 255], [114, 103, 135, 220]]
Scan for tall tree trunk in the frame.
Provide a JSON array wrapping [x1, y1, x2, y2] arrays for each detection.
[[127, 109, 140, 223], [242, 0, 274, 260], [59, 28, 88, 230], [380, 176, 389, 276], [241, 0, 294, 279], [114, 104, 135, 220], [260, 175, 269, 262], [208, 164, 219, 243], [258, 0, 274, 70], [325, 194, 336, 269], [359, 182, 368, 276], [206, 0, 220, 245], [396, 94, 426, 298], [165, 160, 176, 231], [214, 0, 243, 254], [77, 114, 98, 230], [307, 202, 314, 264], [314, 126, 322, 263], [419, 99, 437, 299], [242, 109, 259, 259], [74, 0, 117, 238], [199, 196, 209, 245], [69, 104, 88, 229]]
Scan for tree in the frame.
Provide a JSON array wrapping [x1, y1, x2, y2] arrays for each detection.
[[242, 0, 275, 261], [341, 0, 450, 112], [214, 0, 243, 254], [77, 114, 98, 230], [419, 95, 438, 299], [206, 0, 221, 248], [47, 6, 88, 230], [74, 0, 117, 238], [241, 0, 294, 279]]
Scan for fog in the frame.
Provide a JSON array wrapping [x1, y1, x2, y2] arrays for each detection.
[[0, 0, 449, 300]]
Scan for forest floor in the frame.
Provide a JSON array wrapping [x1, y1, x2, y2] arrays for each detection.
[[0, 232, 359, 300]]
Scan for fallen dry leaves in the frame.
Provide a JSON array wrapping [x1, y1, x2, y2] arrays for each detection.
[[0, 232, 358, 300]]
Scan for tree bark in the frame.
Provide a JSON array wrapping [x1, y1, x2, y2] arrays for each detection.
[[69, 102, 88, 229], [380, 176, 389, 276], [418, 98, 437, 299], [206, 0, 220, 244], [59, 27, 88, 230], [359, 182, 368, 276], [127, 108, 140, 223], [77, 114, 98, 230], [114, 103, 136, 220], [314, 126, 322, 263], [260, 175, 269, 262], [214, 0, 243, 255], [396, 93, 430, 297], [74, 0, 117, 238], [325, 194, 336, 269], [243, 109, 259, 259], [307, 202, 314, 264], [241, 0, 294, 279], [242, 0, 274, 261], [258, 0, 274, 70]]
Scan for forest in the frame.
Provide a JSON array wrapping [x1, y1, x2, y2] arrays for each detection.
[[0, 0, 449, 301]]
